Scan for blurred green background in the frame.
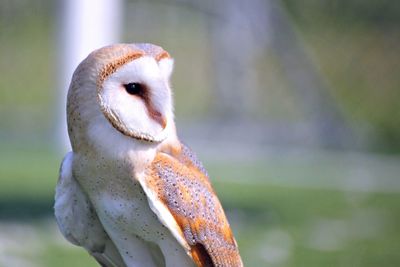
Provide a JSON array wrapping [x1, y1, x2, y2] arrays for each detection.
[[0, 0, 399, 266]]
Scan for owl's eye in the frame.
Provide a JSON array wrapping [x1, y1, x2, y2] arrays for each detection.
[[123, 83, 144, 96]]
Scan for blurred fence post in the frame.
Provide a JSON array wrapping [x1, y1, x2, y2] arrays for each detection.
[[265, 1, 352, 147], [206, 0, 352, 146], [208, 0, 269, 119], [57, 0, 123, 152]]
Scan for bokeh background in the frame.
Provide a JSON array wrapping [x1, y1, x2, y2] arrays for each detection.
[[1, 0, 400, 266]]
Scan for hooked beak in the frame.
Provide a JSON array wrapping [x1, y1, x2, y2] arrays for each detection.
[[148, 106, 167, 130]]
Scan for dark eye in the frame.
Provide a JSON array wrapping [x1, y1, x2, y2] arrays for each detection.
[[123, 82, 144, 96]]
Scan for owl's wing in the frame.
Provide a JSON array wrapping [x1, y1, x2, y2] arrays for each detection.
[[137, 143, 243, 267], [55, 152, 126, 267]]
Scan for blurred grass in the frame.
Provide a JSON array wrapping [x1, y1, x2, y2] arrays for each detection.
[[0, 146, 399, 266], [0, 145, 59, 200], [214, 183, 400, 267]]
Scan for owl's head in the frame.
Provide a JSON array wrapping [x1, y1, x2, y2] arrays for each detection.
[[67, 43, 175, 153]]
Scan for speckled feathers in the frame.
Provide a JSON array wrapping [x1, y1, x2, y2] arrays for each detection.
[[56, 43, 242, 267], [142, 144, 242, 267]]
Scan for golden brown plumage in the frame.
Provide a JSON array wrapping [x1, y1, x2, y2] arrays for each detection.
[[142, 142, 243, 267]]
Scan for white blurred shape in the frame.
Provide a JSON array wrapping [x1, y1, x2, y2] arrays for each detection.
[[307, 219, 348, 251], [259, 228, 293, 264], [57, 0, 123, 151], [0, 222, 42, 267]]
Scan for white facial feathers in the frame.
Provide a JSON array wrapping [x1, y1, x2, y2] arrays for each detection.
[[158, 58, 174, 81], [67, 44, 176, 157], [99, 56, 174, 143]]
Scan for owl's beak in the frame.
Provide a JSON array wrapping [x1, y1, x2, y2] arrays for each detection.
[[155, 113, 167, 129], [148, 107, 167, 130], [143, 96, 168, 130]]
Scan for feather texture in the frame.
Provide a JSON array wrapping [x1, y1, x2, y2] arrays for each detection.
[[59, 43, 243, 267], [140, 143, 243, 267], [55, 153, 127, 267]]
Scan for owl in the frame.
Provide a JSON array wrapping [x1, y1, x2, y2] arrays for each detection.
[[54, 43, 243, 267]]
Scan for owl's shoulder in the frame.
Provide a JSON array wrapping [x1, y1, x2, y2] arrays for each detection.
[[139, 141, 242, 267]]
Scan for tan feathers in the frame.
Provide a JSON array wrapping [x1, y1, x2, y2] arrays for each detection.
[[141, 143, 243, 267]]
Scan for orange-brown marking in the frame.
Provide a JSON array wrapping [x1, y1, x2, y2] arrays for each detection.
[[97, 51, 144, 91], [191, 243, 213, 267], [148, 105, 167, 129], [144, 143, 243, 267], [155, 51, 171, 62], [134, 43, 171, 62], [97, 44, 170, 88], [136, 84, 167, 129]]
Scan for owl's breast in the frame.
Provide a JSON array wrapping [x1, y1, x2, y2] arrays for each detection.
[[76, 156, 170, 244]]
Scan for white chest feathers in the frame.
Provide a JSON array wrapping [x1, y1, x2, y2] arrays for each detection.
[[63, 152, 194, 267]]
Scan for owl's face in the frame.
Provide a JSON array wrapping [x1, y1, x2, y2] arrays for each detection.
[[99, 52, 174, 142], [67, 44, 175, 153]]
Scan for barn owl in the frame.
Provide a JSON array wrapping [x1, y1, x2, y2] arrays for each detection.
[[54, 43, 243, 267]]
